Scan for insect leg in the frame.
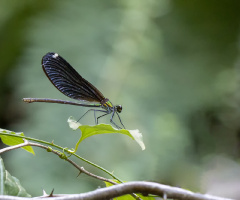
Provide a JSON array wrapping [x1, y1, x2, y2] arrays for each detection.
[[77, 109, 102, 122], [96, 111, 109, 124], [116, 112, 125, 129], [94, 110, 96, 124], [108, 111, 122, 129]]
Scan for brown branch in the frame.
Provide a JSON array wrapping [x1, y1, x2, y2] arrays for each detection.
[[0, 139, 29, 154], [0, 144, 232, 200], [37, 181, 234, 200], [0, 142, 117, 185], [0, 181, 233, 200], [0, 142, 141, 200]]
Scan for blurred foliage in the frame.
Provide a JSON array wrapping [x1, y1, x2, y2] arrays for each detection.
[[0, 157, 31, 197], [0, 1, 49, 128], [0, 0, 240, 198]]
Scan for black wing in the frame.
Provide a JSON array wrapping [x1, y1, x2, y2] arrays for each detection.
[[42, 52, 105, 102]]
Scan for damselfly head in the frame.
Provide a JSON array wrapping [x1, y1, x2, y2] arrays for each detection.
[[116, 105, 122, 113]]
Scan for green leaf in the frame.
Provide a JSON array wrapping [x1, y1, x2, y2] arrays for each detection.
[[0, 157, 31, 197], [105, 180, 155, 200], [0, 129, 34, 154], [68, 117, 145, 153]]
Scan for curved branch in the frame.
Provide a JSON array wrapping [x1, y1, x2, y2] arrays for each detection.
[[0, 181, 233, 200], [0, 144, 232, 200], [50, 181, 232, 200], [0, 139, 29, 154]]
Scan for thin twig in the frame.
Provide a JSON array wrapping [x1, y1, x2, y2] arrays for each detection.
[[0, 132, 124, 183], [0, 142, 117, 184], [0, 142, 141, 200], [0, 139, 30, 154]]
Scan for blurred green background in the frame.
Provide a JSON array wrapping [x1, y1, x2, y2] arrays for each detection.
[[1, 0, 240, 198]]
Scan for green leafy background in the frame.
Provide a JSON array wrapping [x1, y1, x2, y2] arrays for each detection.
[[1, 0, 240, 198]]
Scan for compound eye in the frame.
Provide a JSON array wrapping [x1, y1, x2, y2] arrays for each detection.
[[117, 105, 122, 113]]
